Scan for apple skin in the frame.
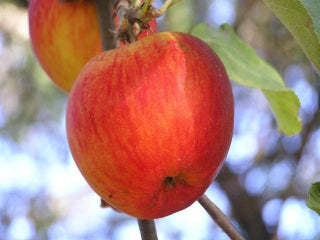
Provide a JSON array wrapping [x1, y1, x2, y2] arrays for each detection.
[[66, 32, 234, 219], [28, 0, 157, 92]]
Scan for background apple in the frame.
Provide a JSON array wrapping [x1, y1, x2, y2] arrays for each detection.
[[28, 0, 157, 92], [66, 32, 234, 219]]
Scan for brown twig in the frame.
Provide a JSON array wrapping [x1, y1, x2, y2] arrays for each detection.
[[94, 0, 118, 50], [137, 219, 158, 240], [198, 194, 246, 240]]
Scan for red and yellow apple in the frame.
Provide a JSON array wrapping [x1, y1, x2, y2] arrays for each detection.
[[66, 32, 234, 219], [28, 0, 157, 92]]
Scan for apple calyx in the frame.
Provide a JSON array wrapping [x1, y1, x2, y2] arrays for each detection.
[[163, 174, 186, 192]]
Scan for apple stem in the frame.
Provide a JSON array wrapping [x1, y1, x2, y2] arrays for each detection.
[[131, 0, 142, 8], [198, 194, 245, 240], [139, 0, 153, 17], [94, 0, 118, 50], [159, 0, 182, 16], [137, 219, 158, 240]]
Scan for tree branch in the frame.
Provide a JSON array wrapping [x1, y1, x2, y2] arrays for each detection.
[[198, 194, 245, 240], [137, 219, 158, 240], [94, 0, 118, 50]]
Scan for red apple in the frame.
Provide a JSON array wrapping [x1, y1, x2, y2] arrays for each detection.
[[28, 0, 157, 92], [66, 32, 234, 219]]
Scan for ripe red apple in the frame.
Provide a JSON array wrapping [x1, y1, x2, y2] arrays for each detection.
[[28, 0, 157, 92], [66, 32, 234, 219]]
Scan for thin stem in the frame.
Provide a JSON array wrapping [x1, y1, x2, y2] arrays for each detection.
[[198, 194, 245, 240], [132, 0, 142, 8], [137, 219, 158, 240], [94, 0, 118, 50], [139, 0, 153, 17], [159, 0, 181, 15]]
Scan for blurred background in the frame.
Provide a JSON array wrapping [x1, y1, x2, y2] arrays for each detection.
[[0, 0, 320, 239]]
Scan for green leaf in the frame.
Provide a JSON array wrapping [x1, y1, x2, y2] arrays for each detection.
[[263, 0, 320, 74], [307, 182, 320, 215], [191, 23, 302, 136], [263, 90, 301, 136]]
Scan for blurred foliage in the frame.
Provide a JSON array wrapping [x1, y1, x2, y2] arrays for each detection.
[[0, 1, 67, 141], [307, 182, 320, 215], [0, 0, 319, 239]]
